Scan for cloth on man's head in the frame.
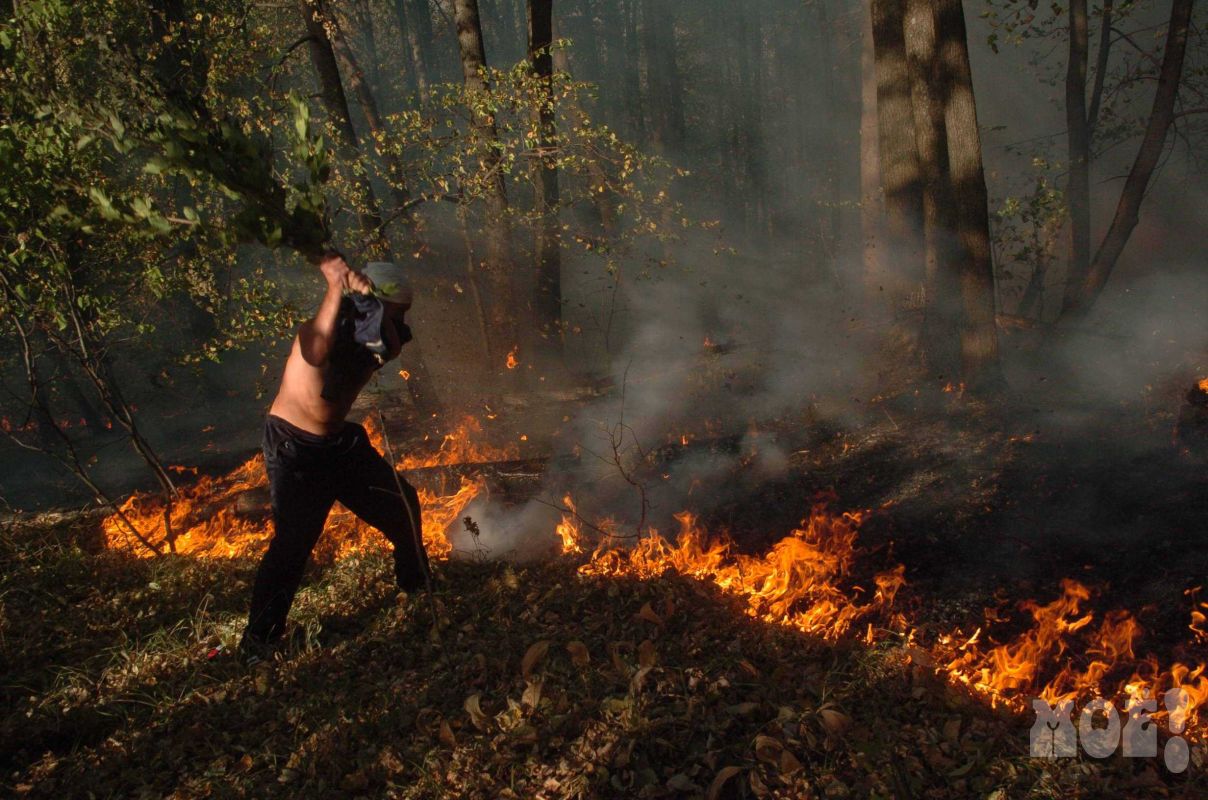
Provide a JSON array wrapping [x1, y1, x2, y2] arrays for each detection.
[[348, 294, 389, 358], [363, 261, 413, 306], [318, 294, 410, 401]]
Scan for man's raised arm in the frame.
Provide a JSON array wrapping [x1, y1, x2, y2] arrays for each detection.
[[298, 252, 374, 367]]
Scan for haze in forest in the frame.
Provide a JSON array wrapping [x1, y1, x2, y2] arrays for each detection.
[[1, 0, 1204, 513]]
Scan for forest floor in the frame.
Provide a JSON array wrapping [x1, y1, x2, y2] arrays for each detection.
[[2, 384, 1206, 798], [2, 522, 1203, 800]]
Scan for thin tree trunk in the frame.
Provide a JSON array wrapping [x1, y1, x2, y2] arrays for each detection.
[[297, 0, 386, 246], [528, 0, 563, 355], [860, 0, 887, 302], [316, 0, 417, 234], [346, 0, 381, 93], [567, 0, 602, 95], [57, 268, 180, 503], [453, 0, 520, 368], [0, 292, 163, 555], [717, 1, 739, 234], [935, 0, 1000, 385], [551, 19, 618, 237], [1064, 0, 1193, 317], [871, 0, 924, 312], [1018, 235, 1052, 319], [1086, 0, 1114, 132], [736, 3, 767, 239], [640, 0, 684, 152], [592, 0, 618, 125], [815, 0, 842, 270], [1063, 0, 1092, 310], [751, 7, 767, 237], [393, 0, 436, 103], [623, 0, 645, 141], [734, 3, 754, 237]]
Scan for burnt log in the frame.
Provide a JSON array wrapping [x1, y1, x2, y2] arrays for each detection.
[[230, 457, 551, 518], [406, 457, 548, 502]]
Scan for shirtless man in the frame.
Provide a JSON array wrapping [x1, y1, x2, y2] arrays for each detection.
[[239, 252, 429, 664]]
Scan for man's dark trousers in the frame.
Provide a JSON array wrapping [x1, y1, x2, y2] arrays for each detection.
[[242, 414, 429, 646]]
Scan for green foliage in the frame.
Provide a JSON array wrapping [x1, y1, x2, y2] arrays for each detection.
[[0, 1, 681, 501], [991, 159, 1066, 315], [0, 0, 311, 503], [981, 0, 1206, 163], [372, 45, 685, 269]]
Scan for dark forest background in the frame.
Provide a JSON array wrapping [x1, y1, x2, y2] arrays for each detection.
[[1, 0, 1205, 511]]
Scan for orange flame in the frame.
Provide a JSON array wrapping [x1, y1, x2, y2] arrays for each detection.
[[100, 416, 1207, 738], [102, 416, 514, 559], [555, 494, 585, 555], [1198, 376, 1208, 393], [573, 505, 901, 641], [505, 348, 519, 370], [398, 415, 518, 470], [940, 579, 1208, 731]]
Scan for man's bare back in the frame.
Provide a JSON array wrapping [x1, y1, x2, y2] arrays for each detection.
[[269, 253, 409, 435]]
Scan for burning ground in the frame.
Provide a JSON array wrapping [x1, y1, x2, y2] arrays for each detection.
[[2, 391, 1207, 799]]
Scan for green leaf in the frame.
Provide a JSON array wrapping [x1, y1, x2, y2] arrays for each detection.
[[88, 186, 120, 220], [146, 212, 172, 234]]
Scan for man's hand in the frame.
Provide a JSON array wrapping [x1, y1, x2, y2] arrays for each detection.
[[318, 251, 349, 288], [300, 251, 374, 369], [318, 252, 374, 295]]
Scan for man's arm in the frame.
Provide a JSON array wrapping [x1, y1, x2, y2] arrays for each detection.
[[298, 252, 374, 367]]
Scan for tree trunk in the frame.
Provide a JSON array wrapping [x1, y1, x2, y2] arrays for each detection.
[[904, 0, 962, 375], [814, 0, 842, 271], [934, 0, 1000, 385], [393, 0, 436, 104], [736, 3, 767, 239], [871, 0, 924, 312], [593, 0, 619, 126], [640, 0, 684, 152], [860, 0, 887, 303], [453, 0, 521, 369], [528, 0, 563, 356], [1017, 238, 1051, 319], [297, 0, 386, 246], [316, 0, 417, 235], [1063, 0, 1092, 311], [716, 1, 739, 234], [1087, 0, 1114, 132], [346, 0, 381, 94], [623, 0, 646, 142], [1062, 0, 1193, 317], [550, 17, 618, 238]]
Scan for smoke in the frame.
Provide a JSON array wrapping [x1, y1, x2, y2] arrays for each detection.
[[445, 491, 563, 561], [447, 231, 879, 558]]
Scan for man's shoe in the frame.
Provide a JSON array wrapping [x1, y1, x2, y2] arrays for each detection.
[[237, 634, 274, 668]]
